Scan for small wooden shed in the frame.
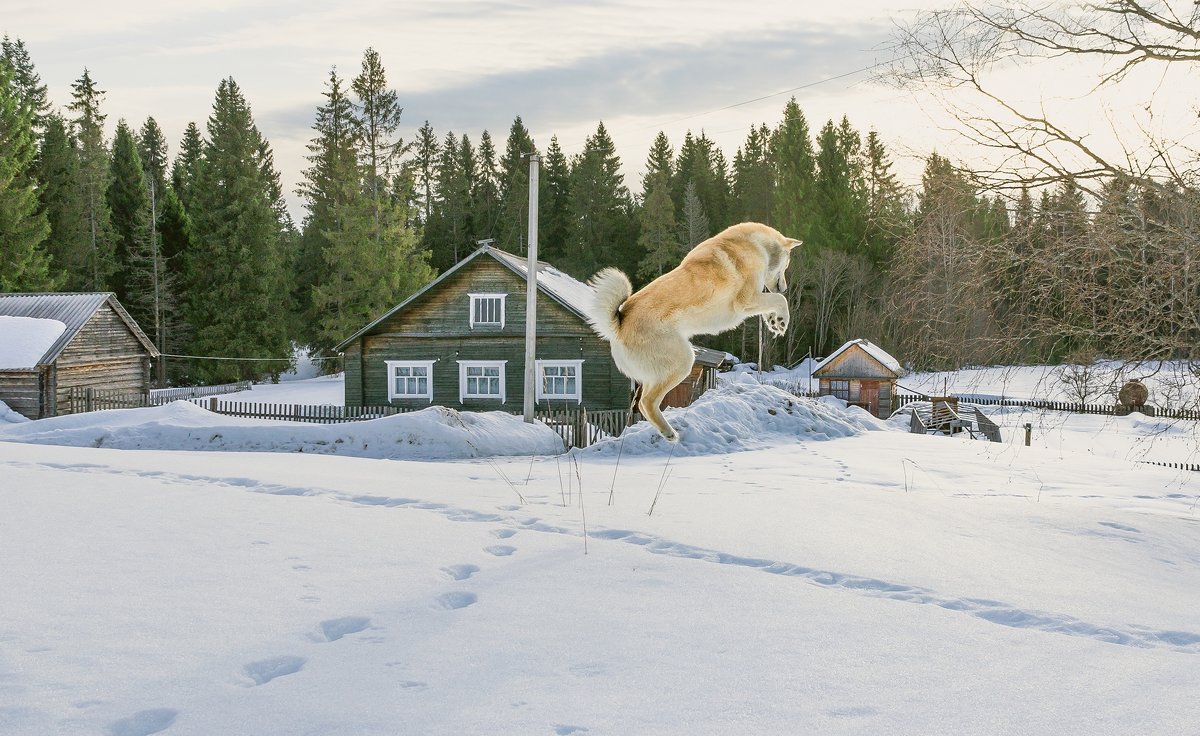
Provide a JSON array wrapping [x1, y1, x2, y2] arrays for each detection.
[[812, 338, 903, 418], [0, 292, 159, 419]]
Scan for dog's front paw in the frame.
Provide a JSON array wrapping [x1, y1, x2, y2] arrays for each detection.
[[764, 312, 789, 337]]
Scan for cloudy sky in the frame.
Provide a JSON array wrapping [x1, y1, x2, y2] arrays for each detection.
[[5, 0, 1191, 221]]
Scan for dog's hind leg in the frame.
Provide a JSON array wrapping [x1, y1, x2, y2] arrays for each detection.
[[636, 346, 695, 443]]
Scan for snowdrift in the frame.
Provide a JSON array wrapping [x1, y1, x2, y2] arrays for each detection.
[[0, 400, 565, 459], [585, 376, 887, 457], [0, 400, 29, 424]]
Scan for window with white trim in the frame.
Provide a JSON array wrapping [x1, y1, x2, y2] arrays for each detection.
[[468, 293, 506, 329], [458, 360, 506, 403], [386, 360, 435, 402], [536, 359, 584, 404]]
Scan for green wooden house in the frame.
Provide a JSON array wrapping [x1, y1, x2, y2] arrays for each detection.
[[335, 244, 634, 413]]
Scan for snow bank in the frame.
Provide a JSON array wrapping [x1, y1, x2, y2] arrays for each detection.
[[0, 400, 29, 424], [0, 316, 66, 369], [585, 376, 886, 457], [0, 401, 565, 459]]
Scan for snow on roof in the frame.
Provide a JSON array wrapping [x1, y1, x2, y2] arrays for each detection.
[[816, 338, 903, 376], [488, 247, 594, 319], [0, 316, 67, 369]]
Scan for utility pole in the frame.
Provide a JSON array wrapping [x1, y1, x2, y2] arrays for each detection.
[[523, 153, 541, 422]]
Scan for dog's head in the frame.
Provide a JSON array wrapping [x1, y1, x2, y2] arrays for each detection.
[[763, 229, 803, 293]]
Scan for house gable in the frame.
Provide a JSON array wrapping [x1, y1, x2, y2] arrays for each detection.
[[813, 340, 901, 381], [364, 256, 588, 340]]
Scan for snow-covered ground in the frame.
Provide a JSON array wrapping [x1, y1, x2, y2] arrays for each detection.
[[2, 376, 1199, 735]]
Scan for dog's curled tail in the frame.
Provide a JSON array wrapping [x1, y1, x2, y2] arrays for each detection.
[[585, 267, 632, 343]]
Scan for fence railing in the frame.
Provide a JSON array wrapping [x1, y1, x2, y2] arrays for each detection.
[[894, 392, 1200, 420], [150, 381, 252, 403], [63, 388, 633, 449]]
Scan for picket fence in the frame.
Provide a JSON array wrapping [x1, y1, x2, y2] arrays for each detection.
[[63, 387, 632, 449]]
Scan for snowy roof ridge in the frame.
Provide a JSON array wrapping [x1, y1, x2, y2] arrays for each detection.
[[487, 246, 594, 320], [816, 338, 903, 376]]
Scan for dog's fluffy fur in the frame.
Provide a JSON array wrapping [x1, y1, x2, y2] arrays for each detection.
[[585, 222, 802, 442]]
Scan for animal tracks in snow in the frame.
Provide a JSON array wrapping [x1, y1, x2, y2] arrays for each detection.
[[24, 458, 1196, 653], [589, 528, 1200, 653]]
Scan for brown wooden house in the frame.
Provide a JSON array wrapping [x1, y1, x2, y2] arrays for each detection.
[[0, 293, 159, 419], [812, 339, 903, 418], [335, 244, 726, 414]]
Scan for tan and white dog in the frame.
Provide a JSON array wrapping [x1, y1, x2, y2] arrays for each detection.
[[585, 222, 802, 442]]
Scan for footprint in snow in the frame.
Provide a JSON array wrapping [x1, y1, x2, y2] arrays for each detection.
[[242, 655, 306, 686], [436, 591, 478, 610], [553, 725, 590, 735], [442, 564, 480, 581], [314, 616, 371, 642], [491, 528, 518, 539], [485, 545, 517, 557], [108, 709, 178, 736]]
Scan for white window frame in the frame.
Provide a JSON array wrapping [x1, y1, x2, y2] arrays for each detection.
[[535, 359, 584, 404], [458, 360, 507, 403], [386, 360, 436, 403], [468, 293, 506, 329]]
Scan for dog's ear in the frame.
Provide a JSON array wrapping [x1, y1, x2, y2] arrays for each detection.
[[785, 238, 803, 250]]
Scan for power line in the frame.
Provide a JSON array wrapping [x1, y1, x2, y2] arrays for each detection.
[[558, 59, 888, 157], [159, 352, 340, 362], [631, 61, 885, 133]]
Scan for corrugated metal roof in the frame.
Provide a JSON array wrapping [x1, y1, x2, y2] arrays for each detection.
[[0, 292, 158, 365]]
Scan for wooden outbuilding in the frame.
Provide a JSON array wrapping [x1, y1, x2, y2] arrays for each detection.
[[812, 338, 903, 418], [0, 292, 159, 419], [335, 244, 724, 414]]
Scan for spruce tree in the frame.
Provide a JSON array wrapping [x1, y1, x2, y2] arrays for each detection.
[[811, 117, 866, 254], [564, 122, 634, 279], [497, 117, 537, 254], [411, 120, 439, 226], [0, 58, 55, 291], [679, 180, 711, 250], [860, 130, 906, 266], [673, 131, 730, 231], [186, 77, 293, 382], [644, 132, 674, 188], [732, 123, 774, 224], [425, 130, 470, 271], [68, 68, 117, 291], [471, 129, 501, 242], [352, 48, 405, 209], [138, 117, 170, 195], [1, 36, 50, 135], [171, 122, 203, 213], [107, 120, 150, 303], [37, 114, 90, 289], [538, 135, 571, 264], [771, 97, 817, 243], [635, 167, 679, 281], [296, 67, 358, 337]]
